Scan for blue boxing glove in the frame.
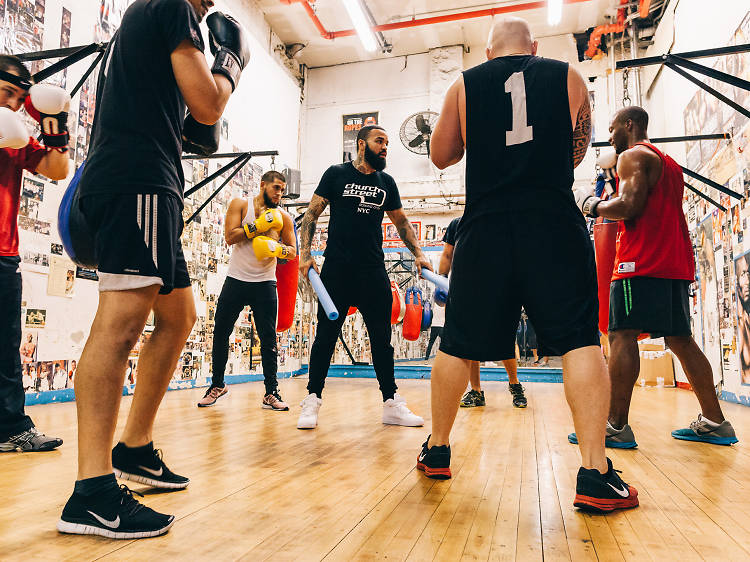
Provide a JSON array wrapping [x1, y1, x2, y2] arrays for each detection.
[[434, 287, 448, 306]]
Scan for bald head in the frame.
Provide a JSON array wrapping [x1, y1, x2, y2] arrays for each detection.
[[487, 16, 537, 59]]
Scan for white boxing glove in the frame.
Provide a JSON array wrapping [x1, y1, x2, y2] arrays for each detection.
[[24, 83, 70, 150], [573, 185, 601, 217], [597, 149, 617, 171], [0, 107, 30, 149]]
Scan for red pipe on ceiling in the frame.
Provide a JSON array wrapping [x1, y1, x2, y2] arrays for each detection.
[[280, 0, 595, 41]]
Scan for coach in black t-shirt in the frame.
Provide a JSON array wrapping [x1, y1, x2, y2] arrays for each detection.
[[297, 125, 431, 430], [58, 0, 250, 539]]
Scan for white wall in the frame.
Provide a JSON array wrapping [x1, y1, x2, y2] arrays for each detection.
[[301, 53, 435, 197]]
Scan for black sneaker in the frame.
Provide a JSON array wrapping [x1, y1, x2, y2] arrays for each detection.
[[57, 484, 174, 539], [460, 389, 478, 408], [112, 443, 189, 489], [509, 384, 527, 408], [574, 457, 639, 513], [0, 427, 62, 452], [416, 435, 451, 479]]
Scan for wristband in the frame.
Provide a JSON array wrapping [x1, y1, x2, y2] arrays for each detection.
[[243, 223, 257, 239]]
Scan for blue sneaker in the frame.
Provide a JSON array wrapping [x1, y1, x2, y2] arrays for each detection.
[[671, 414, 738, 445], [568, 421, 638, 449]]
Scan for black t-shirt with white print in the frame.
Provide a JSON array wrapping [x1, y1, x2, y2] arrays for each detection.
[[315, 162, 402, 267]]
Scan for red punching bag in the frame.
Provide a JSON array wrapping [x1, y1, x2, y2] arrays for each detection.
[[390, 281, 401, 324], [593, 221, 617, 336], [594, 221, 648, 340], [402, 287, 423, 341]]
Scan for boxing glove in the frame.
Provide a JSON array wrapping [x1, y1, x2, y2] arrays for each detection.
[[24, 83, 70, 150], [252, 235, 291, 260], [0, 107, 30, 149], [243, 208, 283, 240], [573, 185, 601, 218], [182, 112, 220, 156], [207, 12, 250, 91]]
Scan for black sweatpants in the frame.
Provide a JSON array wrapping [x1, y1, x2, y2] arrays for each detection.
[[307, 260, 397, 400], [0, 256, 33, 441], [211, 277, 278, 394], [425, 326, 443, 359]]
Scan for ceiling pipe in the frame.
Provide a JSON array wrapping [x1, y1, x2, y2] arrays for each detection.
[[279, 0, 333, 39], [584, 0, 651, 59], [280, 0, 594, 42]]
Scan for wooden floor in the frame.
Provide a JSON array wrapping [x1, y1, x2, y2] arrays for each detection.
[[2, 378, 750, 561]]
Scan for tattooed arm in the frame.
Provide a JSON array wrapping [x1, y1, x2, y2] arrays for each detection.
[[386, 208, 434, 274], [298, 193, 329, 276], [568, 66, 592, 169]]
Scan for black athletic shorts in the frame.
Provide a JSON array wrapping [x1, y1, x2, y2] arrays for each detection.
[[440, 211, 599, 361], [80, 192, 190, 294], [609, 277, 692, 337]]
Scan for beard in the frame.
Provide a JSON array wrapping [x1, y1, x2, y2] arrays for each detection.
[[263, 191, 278, 208], [364, 144, 386, 171]]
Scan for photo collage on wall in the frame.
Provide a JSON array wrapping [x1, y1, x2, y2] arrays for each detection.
[[683, 11, 750, 389]]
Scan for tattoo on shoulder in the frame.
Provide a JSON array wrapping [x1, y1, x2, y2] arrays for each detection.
[[572, 101, 592, 168]]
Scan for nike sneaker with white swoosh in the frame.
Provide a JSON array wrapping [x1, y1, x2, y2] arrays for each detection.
[[112, 442, 189, 489], [57, 484, 174, 539], [573, 457, 639, 513], [416, 435, 451, 479]]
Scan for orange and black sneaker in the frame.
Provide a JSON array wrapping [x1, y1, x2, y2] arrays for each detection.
[[574, 457, 639, 513], [416, 435, 451, 479]]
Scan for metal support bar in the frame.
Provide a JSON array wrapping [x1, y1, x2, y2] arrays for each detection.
[[28, 43, 107, 82], [685, 183, 726, 212], [182, 150, 278, 160], [668, 54, 750, 91], [682, 166, 743, 200], [591, 133, 729, 148], [665, 61, 750, 120], [184, 153, 248, 198], [68, 49, 106, 98], [338, 332, 368, 366], [185, 154, 251, 224], [616, 43, 750, 69], [14, 43, 108, 63]]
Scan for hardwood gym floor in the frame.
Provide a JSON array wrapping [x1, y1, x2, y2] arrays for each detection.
[[2, 378, 750, 561]]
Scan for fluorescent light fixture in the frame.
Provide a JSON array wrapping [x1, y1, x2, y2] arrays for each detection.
[[342, 0, 378, 52], [547, 0, 563, 25]]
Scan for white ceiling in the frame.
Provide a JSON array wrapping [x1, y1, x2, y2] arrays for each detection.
[[257, 0, 614, 67]]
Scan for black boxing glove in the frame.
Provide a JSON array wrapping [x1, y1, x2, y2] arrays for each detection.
[[182, 113, 220, 156], [207, 12, 250, 91]]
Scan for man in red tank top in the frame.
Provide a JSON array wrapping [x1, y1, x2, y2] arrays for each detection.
[[576, 106, 737, 447]]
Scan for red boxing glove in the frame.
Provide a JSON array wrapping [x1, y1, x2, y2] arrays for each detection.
[[24, 84, 70, 151]]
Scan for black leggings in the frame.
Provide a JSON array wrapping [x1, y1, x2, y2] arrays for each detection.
[[307, 261, 397, 401], [425, 326, 443, 359], [211, 277, 278, 393], [0, 256, 33, 441]]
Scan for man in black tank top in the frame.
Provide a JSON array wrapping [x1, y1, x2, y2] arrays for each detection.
[[415, 16, 638, 514]]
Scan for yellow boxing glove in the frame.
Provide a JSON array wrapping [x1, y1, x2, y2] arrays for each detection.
[[243, 208, 283, 240], [252, 235, 291, 260]]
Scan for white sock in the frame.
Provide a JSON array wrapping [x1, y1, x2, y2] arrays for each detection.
[[700, 415, 721, 428]]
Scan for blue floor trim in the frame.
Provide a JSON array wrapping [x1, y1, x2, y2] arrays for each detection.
[[720, 390, 750, 407], [299, 364, 563, 383], [23, 368, 307, 406]]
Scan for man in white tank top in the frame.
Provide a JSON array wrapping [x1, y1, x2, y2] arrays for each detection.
[[198, 171, 297, 410]]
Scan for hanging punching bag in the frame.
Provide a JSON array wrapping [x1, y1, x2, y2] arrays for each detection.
[[390, 281, 401, 324], [402, 287, 423, 341], [594, 221, 618, 336]]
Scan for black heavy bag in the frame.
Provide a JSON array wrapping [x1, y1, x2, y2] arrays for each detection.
[[58, 160, 98, 268]]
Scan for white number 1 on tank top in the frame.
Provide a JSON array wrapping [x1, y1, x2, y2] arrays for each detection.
[[505, 72, 533, 146]]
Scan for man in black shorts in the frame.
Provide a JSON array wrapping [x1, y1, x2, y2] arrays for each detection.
[[571, 106, 736, 448], [297, 125, 431, 430], [57, 0, 249, 539], [417, 16, 638, 513]]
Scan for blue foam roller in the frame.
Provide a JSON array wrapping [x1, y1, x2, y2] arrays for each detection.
[[421, 268, 449, 293], [308, 269, 339, 320]]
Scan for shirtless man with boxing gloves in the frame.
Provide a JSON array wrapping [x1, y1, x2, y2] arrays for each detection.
[[57, 0, 249, 539], [0, 55, 69, 453], [199, 171, 297, 411]]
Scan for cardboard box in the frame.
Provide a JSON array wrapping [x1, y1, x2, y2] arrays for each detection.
[[636, 349, 675, 387]]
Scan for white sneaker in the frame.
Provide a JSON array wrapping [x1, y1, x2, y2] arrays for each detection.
[[383, 393, 424, 427], [297, 394, 322, 429]]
